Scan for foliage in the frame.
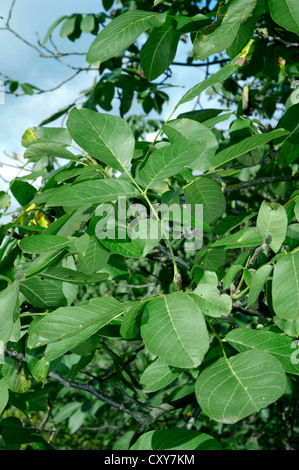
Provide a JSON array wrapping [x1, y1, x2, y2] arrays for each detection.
[[0, 0, 299, 451]]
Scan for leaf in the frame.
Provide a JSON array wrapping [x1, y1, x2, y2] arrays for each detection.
[[19, 235, 72, 254], [21, 126, 71, 148], [45, 179, 140, 209], [0, 379, 9, 415], [20, 278, 68, 309], [213, 227, 263, 249], [184, 177, 226, 224], [274, 315, 299, 337], [0, 192, 11, 212], [24, 143, 81, 163], [272, 251, 299, 320], [10, 179, 37, 207], [195, 350, 286, 424], [140, 16, 180, 81], [27, 297, 125, 360], [80, 15, 96, 33], [140, 292, 209, 368], [86, 10, 167, 64], [66, 108, 135, 172], [41, 15, 68, 46], [39, 266, 109, 285], [257, 201, 288, 253], [100, 237, 145, 258], [131, 429, 222, 450], [226, 328, 299, 375], [77, 236, 110, 274], [0, 282, 19, 343], [226, 11, 259, 58], [163, 118, 219, 172], [247, 264, 273, 306], [140, 358, 181, 392], [193, 271, 232, 318], [138, 141, 206, 190], [0, 357, 31, 393], [176, 43, 255, 108], [269, 0, 299, 34], [60, 16, 76, 38], [193, 0, 257, 61], [120, 302, 144, 339], [210, 129, 289, 170]]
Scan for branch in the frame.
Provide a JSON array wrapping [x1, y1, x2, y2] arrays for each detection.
[[156, 243, 191, 271], [247, 233, 271, 269], [4, 347, 146, 423], [224, 173, 299, 193], [172, 59, 230, 67], [255, 29, 299, 48], [4, 346, 176, 431]]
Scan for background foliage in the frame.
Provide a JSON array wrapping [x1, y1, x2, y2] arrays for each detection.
[[0, 0, 298, 450]]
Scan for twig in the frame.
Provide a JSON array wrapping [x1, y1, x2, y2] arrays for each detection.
[[224, 174, 299, 193], [255, 29, 299, 48], [247, 233, 271, 269], [156, 243, 190, 271]]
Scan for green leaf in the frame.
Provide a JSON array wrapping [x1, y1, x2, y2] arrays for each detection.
[[193, 0, 257, 61], [86, 10, 167, 64], [0, 282, 19, 343], [140, 292, 209, 368], [195, 350, 286, 424], [269, 0, 299, 34], [247, 264, 273, 306], [21, 126, 71, 148], [193, 271, 232, 318], [10, 179, 37, 207], [0, 357, 31, 393], [66, 108, 135, 172], [0, 379, 9, 415], [45, 179, 139, 209], [24, 143, 81, 163], [272, 251, 299, 320], [222, 265, 243, 289], [19, 235, 72, 254], [41, 15, 68, 45], [120, 302, 144, 339], [184, 177, 226, 224], [131, 429, 222, 450], [138, 141, 206, 190], [60, 16, 76, 38], [39, 266, 109, 285], [163, 118, 219, 172], [77, 236, 110, 274], [80, 14, 96, 33], [140, 16, 180, 81], [226, 11, 259, 58], [140, 358, 181, 392], [213, 227, 263, 249], [176, 44, 255, 108], [20, 278, 68, 309], [0, 192, 11, 212], [226, 328, 299, 375], [274, 315, 299, 337], [210, 129, 289, 170], [27, 297, 125, 360], [257, 201, 288, 253]]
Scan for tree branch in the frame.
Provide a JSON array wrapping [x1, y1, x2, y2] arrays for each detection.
[[224, 173, 299, 193], [255, 29, 299, 48]]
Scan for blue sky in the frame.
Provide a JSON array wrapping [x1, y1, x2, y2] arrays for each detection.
[[0, 0, 221, 194]]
